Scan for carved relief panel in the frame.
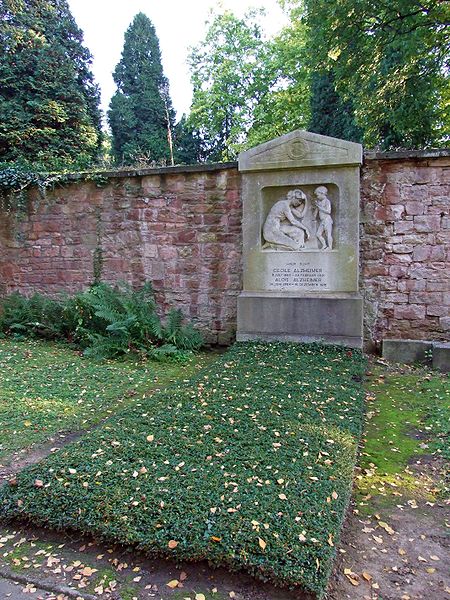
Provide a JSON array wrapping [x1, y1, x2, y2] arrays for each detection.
[[261, 185, 338, 252]]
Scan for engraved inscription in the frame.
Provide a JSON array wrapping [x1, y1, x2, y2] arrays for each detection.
[[270, 265, 328, 290]]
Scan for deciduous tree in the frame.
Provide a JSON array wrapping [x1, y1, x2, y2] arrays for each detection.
[[188, 9, 275, 161], [282, 0, 449, 148]]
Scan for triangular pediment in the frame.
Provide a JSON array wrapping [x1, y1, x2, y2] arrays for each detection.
[[239, 130, 362, 172]]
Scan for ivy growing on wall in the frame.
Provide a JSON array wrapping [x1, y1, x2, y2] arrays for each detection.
[[0, 163, 109, 213]]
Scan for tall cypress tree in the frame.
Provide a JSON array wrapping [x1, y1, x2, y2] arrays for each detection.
[[0, 0, 102, 169], [108, 13, 175, 165]]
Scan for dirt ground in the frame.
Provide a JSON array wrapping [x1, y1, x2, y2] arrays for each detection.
[[328, 472, 449, 600]]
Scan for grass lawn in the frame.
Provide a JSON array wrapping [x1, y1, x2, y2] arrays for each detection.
[[0, 342, 366, 598], [0, 338, 216, 462]]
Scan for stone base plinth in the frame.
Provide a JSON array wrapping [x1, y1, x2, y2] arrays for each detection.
[[237, 292, 363, 348]]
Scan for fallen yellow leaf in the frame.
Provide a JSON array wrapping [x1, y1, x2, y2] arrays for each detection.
[[167, 580, 179, 589], [258, 537, 267, 550], [378, 521, 395, 535], [80, 567, 97, 577], [168, 540, 179, 549]]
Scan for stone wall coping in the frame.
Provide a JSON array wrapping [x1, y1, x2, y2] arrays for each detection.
[[57, 149, 450, 182], [364, 148, 450, 161], [65, 161, 239, 181]]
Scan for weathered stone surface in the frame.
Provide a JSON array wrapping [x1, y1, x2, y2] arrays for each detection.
[[382, 339, 433, 365], [0, 164, 241, 345], [361, 152, 449, 344], [237, 131, 363, 346], [237, 293, 363, 347], [432, 342, 450, 372], [0, 149, 448, 347], [239, 129, 362, 172]]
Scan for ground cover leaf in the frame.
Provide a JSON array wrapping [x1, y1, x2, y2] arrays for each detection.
[[0, 341, 366, 598]]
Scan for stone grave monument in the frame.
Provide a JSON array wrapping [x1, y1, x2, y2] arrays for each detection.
[[236, 130, 363, 348]]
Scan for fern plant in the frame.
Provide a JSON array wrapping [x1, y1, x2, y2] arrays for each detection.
[[0, 282, 204, 360], [0, 292, 65, 339]]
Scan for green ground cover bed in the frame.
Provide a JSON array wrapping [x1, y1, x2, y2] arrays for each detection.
[[0, 338, 215, 461], [0, 342, 366, 597]]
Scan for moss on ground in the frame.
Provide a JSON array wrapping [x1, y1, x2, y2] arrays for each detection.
[[355, 362, 449, 513]]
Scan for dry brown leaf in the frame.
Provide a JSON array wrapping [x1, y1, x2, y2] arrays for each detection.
[[372, 535, 383, 544], [80, 566, 97, 577], [167, 579, 179, 589], [196, 594, 206, 600], [146, 435, 154, 442], [168, 540, 179, 549], [345, 574, 360, 586], [258, 537, 267, 550], [378, 521, 395, 535], [278, 493, 287, 500], [34, 479, 44, 487], [362, 572, 372, 582]]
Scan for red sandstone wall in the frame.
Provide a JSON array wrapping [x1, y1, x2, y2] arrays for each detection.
[[0, 154, 448, 345], [0, 165, 241, 344], [361, 153, 449, 345]]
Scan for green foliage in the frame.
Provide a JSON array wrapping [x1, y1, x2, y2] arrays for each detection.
[[173, 115, 203, 165], [246, 24, 311, 147], [355, 364, 449, 512], [0, 283, 203, 360], [0, 292, 65, 339], [0, 160, 69, 211], [108, 13, 175, 165], [188, 10, 275, 161], [0, 0, 102, 169], [0, 338, 215, 461], [283, 0, 450, 149], [309, 70, 363, 142], [0, 342, 367, 597]]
